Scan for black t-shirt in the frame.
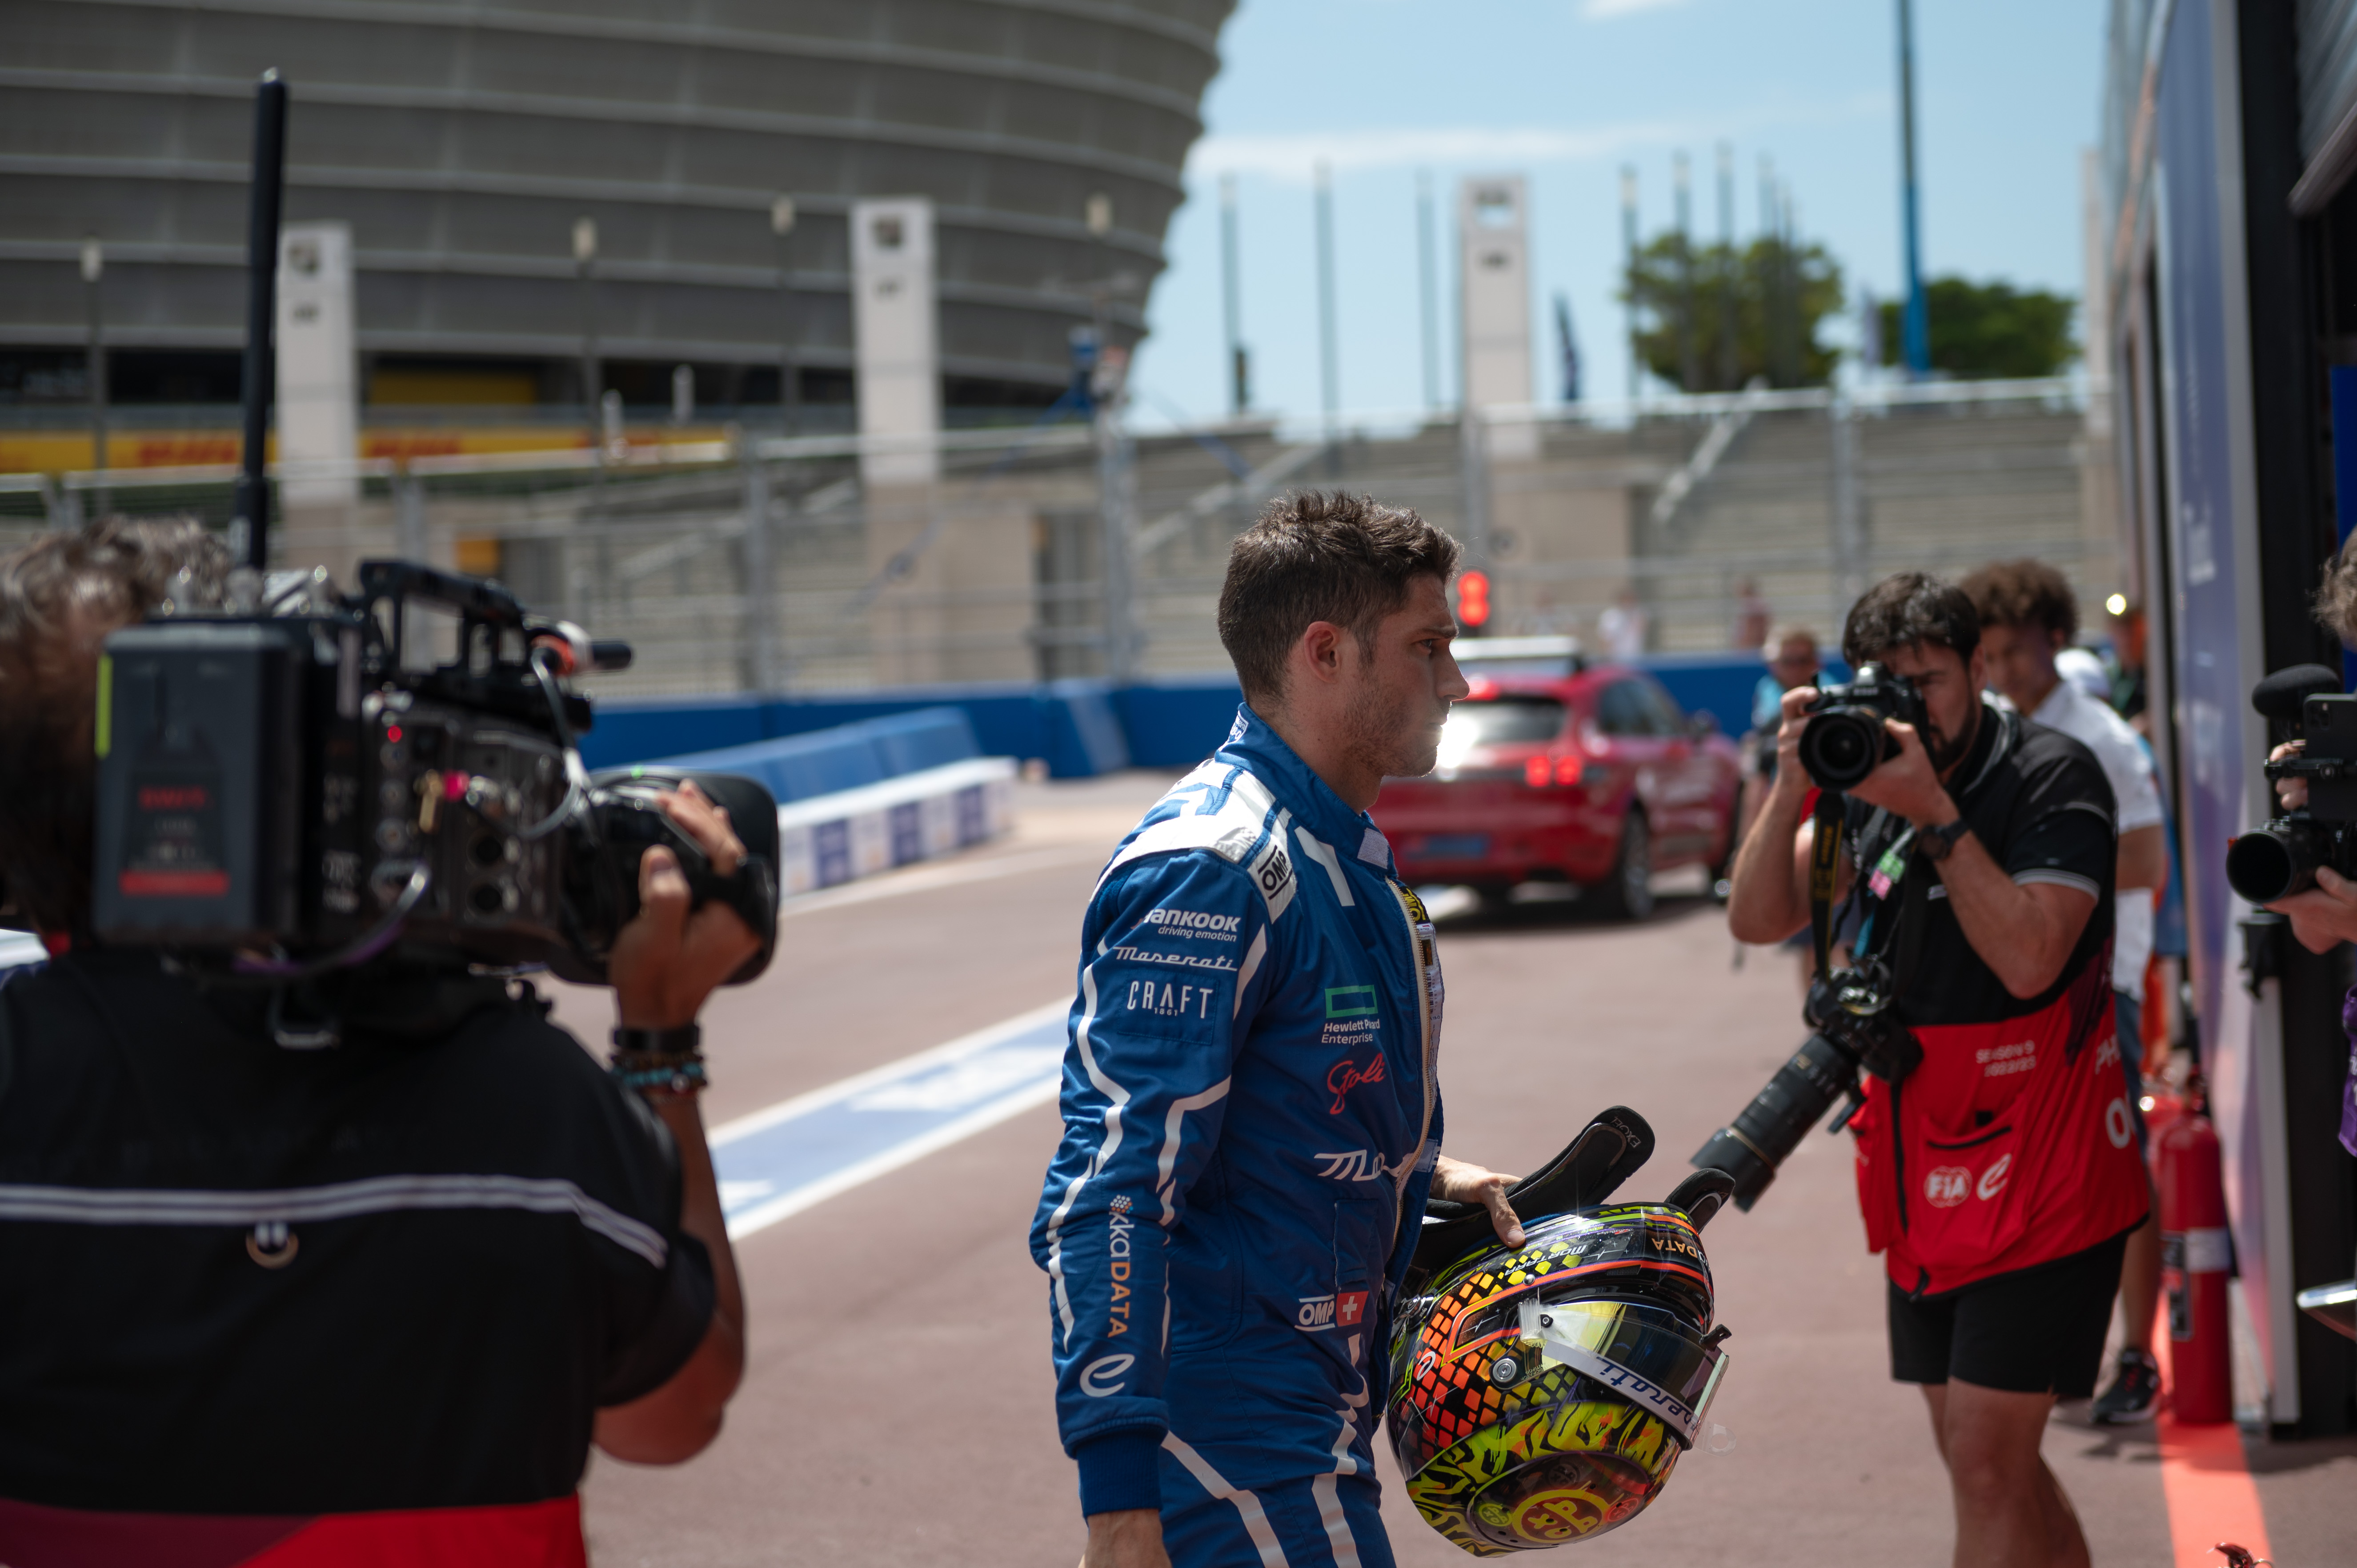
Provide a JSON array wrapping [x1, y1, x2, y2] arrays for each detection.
[[0, 952, 714, 1513], [1842, 703, 2116, 1028]]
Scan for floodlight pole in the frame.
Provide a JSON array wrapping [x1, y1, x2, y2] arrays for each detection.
[[1897, 0, 1930, 378], [1675, 151, 1697, 396], [772, 194, 798, 433], [1417, 170, 1439, 412], [1716, 144, 1737, 392], [81, 238, 107, 493], [1315, 161, 1339, 469], [1620, 166, 1639, 410], [232, 71, 287, 571], [1220, 174, 1247, 418], [573, 216, 601, 459]]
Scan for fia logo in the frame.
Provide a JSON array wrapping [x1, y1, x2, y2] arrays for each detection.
[[1924, 1166, 1972, 1208]]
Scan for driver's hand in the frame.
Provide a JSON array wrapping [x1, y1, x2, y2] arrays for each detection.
[[2272, 740, 2309, 811], [1082, 1509, 1170, 1568], [1847, 719, 1954, 828], [1431, 1155, 1525, 1248], [2265, 864, 2357, 953], [608, 780, 762, 1029]]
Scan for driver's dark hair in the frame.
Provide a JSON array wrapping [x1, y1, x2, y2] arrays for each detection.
[[1218, 491, 1461, 708], [1840, 571, 1980, 669], [0, 518, 231, 933]]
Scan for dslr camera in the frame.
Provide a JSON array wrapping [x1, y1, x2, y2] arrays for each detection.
[[1797, 663, 1926, 792], [90, 560, 779, 987], [1689, 955, 1923, 1210], [2225, 662, 2357, 905]]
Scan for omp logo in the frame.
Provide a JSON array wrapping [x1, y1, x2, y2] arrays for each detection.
[[1079, 1354, 1134, 1397], [1313, 1149, 1393, 1182], [1257, 847, 1295, 900], [1326, 1054, 1387, 1113], [1325, 986, 1378, 1019], [1294, 1291, 1365, 1332], [1126, 980, 1215, 1019], [1924, 1167, 1972, 1208], [1143, 908, 1242, 937], [1975, 1154, 2012, 1201]]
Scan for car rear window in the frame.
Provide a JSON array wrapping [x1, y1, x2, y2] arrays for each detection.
[[1444, 697, 1566, 748]]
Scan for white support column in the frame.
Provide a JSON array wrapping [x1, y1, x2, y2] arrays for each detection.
[[275, 222, 358, 505], [1458, 176, 1536, 462], [851, 197, 940, 488]]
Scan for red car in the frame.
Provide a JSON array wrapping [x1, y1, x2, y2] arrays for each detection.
[[1374, 644, 1741, 919]]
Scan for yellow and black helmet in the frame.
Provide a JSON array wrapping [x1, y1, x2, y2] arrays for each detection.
[[1386, 1110, 1736, 1556]]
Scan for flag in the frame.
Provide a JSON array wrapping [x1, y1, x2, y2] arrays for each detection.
[[1556, 293, 1582, 404]]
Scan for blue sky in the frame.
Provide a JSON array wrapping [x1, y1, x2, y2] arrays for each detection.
[[1126, 0, 2107, 427]]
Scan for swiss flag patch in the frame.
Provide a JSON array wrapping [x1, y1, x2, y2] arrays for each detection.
[[1335, 1291, 1368, 1327]]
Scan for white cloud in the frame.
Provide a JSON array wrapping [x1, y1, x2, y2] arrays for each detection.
[[1583, 0, 1691, 18], [1187, 94, 1884, 183]]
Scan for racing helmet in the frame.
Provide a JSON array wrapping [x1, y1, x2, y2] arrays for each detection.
[[1387, 1123, 1733, 1556]]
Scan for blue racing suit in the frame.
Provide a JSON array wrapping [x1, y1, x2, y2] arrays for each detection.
[[1030, 705, 1446, 1567]]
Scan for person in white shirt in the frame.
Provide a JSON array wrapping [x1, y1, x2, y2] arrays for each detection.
[[1964, 560, 2169, 1426], [1599, 583, 1649, 659]]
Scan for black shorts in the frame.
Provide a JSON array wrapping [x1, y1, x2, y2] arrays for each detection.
[[1887, 1229, 2130, 1397]]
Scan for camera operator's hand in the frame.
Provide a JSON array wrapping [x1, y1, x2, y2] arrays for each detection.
[[2266, 864, 2357, 953], [1431, 1155, 1526, 1248], [2272, 740, 2308, 811], [1846, 718, 1957, 830], [1764, 685, 1819, 805], [609, 781, 762, 1030]]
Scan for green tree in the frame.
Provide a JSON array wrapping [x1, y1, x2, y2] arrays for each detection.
[[1621, 234, 1845, 392], [1877, 276, 2076, 379]]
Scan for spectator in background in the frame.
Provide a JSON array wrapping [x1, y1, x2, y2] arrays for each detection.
[[1599, 583, 1648, 659], [2106, 598, 2150, 731], [1731, 575, 1772, 651], [1736, 626, 1824, 979], [1962, 559, 2169, 1426]]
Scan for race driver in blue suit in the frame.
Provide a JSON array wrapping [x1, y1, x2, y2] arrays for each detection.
[[1031, 492, 1528, 1568]]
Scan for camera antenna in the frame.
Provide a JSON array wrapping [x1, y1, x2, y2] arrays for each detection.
[[231, 70, 289, 572]]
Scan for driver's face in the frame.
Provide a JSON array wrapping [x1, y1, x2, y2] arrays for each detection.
[[1877, 639, 1985, 774]]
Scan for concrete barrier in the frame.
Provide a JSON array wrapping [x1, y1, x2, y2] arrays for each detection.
[[771, 756, 1017, 898]]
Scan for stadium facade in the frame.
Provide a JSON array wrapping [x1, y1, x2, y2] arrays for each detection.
[[0, 0, 1232, 417]]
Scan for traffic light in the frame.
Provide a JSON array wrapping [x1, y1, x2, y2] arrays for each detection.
[[1457, 569, 1491, 631]]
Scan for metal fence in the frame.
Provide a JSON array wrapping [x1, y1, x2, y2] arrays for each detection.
[[0, 375, 2111, 698]]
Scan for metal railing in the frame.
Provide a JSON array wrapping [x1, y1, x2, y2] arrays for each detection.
[[0, 375, 2110, 697]]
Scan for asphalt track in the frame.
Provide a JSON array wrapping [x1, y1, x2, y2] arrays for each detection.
[[557, 772, 2356, 1568]]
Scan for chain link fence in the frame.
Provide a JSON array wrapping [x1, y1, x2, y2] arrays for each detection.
[[1, 376, 2109, 697]]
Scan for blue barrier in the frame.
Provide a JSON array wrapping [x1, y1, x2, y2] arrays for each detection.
[[580, 654, 1856, 782], [643, 708, 979, 804]]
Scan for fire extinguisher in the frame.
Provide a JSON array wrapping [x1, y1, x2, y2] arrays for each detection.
[[2157, 1079, 2234, 1424]]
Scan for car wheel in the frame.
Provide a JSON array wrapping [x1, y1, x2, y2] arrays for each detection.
[[1590, 811, 1654, 921]]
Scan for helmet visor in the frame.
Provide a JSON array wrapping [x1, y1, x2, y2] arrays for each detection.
[[1518, 1298, 1728, 1446]]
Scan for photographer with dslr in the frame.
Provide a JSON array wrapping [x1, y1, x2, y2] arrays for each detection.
[[0, 522, 754, 1558], [1725, 572, 2147, 1568]]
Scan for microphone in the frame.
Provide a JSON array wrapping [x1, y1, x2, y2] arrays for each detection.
[[2250, 664, 2342, 723]]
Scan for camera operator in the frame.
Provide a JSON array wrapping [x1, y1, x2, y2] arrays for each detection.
[[2259, 540, 2357, 1158], [0, 521, 754, 1556], [1726, 572, 2148, 1568], [1961, 559, 2169, 1427]]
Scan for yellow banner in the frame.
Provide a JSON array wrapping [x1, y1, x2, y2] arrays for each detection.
[[0, 427, 733, 475]]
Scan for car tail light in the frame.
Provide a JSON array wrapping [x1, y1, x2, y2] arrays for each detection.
[[1554, 757, 1581, 784], [1524, 756, 1550, 788]]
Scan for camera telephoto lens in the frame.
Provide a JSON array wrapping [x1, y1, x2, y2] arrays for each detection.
[[1799, 709, 1889, 792], [2224, 819, 2324, 905], [1690, 1032, 1862, 1210]]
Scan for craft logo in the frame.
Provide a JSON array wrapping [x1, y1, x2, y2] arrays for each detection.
[[1295, 1291, 1365, 1332], [1126, 979, 1215, 1019], [1327, 1053, 1386, 1113], [1142, 908, 1242, 940], [1106, 1195, 1134, 1337], [1924, 1166, 1972, 1208], [1974, 1154, 2012, 1202]]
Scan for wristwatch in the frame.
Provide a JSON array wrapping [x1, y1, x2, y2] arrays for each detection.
[[1919, 816, 1971, 862]]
